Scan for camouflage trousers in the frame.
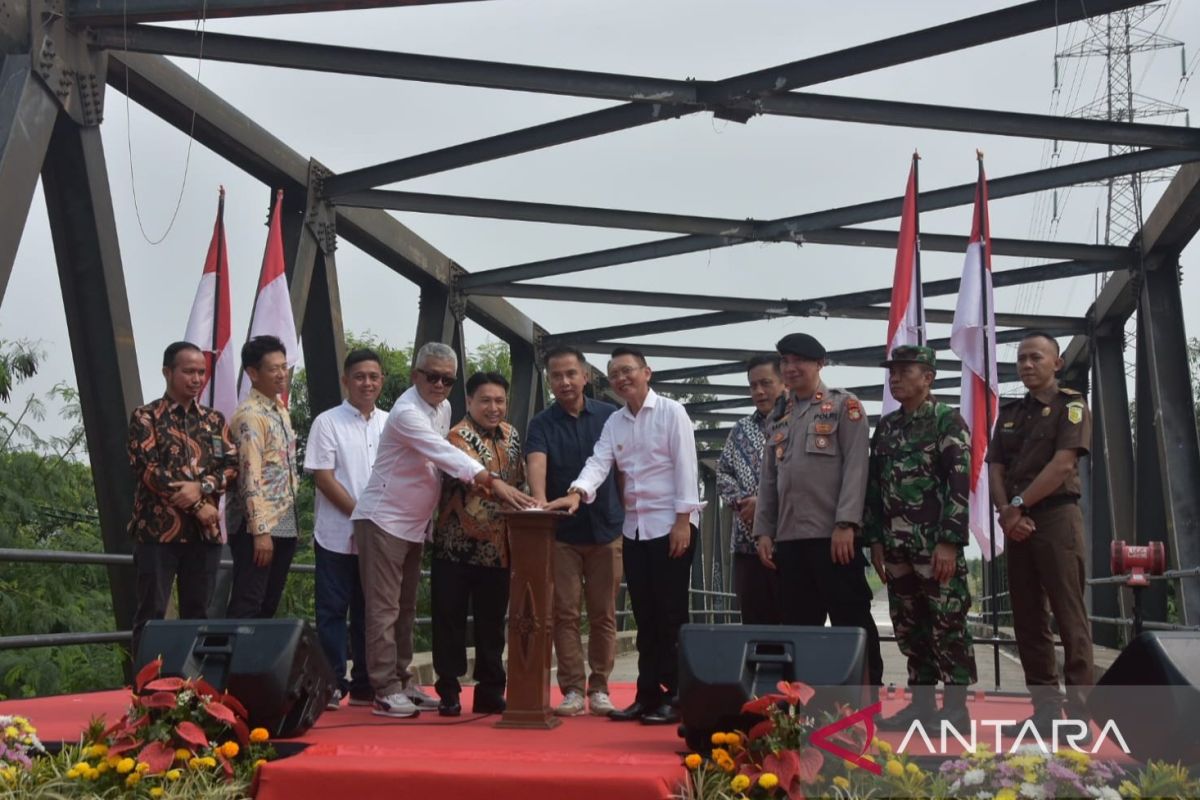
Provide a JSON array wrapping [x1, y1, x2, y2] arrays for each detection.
[[885, 545, 977, 686]]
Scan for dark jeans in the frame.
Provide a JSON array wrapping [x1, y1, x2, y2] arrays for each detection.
[[226, 531, 298, 619], [431, 558, 509, 703], [314, 541, 368, 695], [623, 527, 696, 708], [734, 552, 782, 625], [132, 539, 222, 657], [775, 538, 884, 686]]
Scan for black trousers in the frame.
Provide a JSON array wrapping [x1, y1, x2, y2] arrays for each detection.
[[431, 558, 509, 702], [623, 527, 696, 708], [226, 532, 298, 619], [775, 538, 884, 686], [734, 552, 782, 625], [132, 539, 221, 657]]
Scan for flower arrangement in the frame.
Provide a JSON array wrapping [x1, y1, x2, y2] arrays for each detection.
[[0, 714, 45, 784], [0, 659, 276, 798], [937, 743, 1125, 799]]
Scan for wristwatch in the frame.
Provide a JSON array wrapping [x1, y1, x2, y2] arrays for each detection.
[[200, 477, 216, 497], [1010, 495, 1026, 513]]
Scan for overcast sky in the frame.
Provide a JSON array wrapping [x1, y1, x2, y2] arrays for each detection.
[[4, 0, 1199, 444]]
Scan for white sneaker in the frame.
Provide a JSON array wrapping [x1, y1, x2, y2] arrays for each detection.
[[403, 683, 438, 708], [326, 688, 343, 711], [372, 692, 419, 718], [555, 690, 586, 716], [588, 690, 615, 716]]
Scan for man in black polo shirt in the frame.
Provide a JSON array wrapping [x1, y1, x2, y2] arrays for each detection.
[[526, 346, 625, 717]]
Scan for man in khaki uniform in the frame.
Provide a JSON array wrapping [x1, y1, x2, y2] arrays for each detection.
[[988, 332, 1094, 735], [754, 332, 883, 687]]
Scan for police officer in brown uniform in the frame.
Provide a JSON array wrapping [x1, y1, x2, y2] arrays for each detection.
[[988, 332, 1094, 734], [754, 332, 884, 687]]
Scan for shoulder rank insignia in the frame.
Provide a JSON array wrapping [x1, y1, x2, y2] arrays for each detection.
[[845, 397, 863, 422], [813, 391, 824, 402], [1067, 402, 1084, 424]]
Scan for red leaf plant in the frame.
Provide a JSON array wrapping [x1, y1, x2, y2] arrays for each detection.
[[82, 658, 259, 780]]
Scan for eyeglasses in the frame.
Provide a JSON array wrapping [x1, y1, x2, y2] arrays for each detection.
[[607, 365, 644, 380], [416, 368, 457, 387]]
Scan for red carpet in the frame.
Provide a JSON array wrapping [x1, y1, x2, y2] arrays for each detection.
[[0, 686, 1133, 799]]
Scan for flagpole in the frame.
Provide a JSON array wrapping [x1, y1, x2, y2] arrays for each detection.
[[977, 151, 1001, 691], [210, 187, 225, 409], [912, 151, 926, 346], [238, 189, 283, 397]]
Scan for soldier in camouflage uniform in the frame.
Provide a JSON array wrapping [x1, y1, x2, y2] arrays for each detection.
[[864, 345, 976, 730]]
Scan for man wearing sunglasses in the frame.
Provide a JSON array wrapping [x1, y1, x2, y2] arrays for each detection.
[[352, 342, 536, 718]]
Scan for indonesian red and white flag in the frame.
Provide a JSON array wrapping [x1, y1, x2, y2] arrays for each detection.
[[950, 157, 1001, 558], [882, 154, 925, 415], [184, 187, 237, 419], [238, 189, 299, 405]]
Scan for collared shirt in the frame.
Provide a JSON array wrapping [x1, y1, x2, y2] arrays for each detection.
[[352, 385, 483, 543], [753, 381, 870, 542], [864, 399, 971, 551], [303, 400, 387, 554], [571, 389, 704, 540], [126, 396, 237, 544], [987, 385, 1091, 503], [432, 417, 526, 568], [716, 409, 769, 555], [227, 388, 300, 538], [525, 397, 623, 545]]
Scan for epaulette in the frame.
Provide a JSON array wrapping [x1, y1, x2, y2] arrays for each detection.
[[999, 395, 1024, 408], [1059, 386, 1082, 396]]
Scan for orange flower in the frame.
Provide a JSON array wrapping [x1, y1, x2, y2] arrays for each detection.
[[684, 753, 702, 770], [249, 728, 270, 743], [221, 741, 240, 759]]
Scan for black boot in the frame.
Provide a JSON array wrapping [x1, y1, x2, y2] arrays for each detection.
[[939, 685, 971, 731], [878, 685, 938, 731]]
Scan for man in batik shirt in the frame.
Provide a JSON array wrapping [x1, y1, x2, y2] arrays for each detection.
[[431, 371, 528, 717], [716, 354, 785, 624]]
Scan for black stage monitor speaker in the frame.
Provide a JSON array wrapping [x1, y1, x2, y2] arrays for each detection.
[[1087, 631, 1200, 764], [677, 624, 868, 753], [136, 619, 336, 738]]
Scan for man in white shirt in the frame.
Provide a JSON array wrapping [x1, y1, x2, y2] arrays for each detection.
[[546, 346, 703, 726], [352, 342, 536, 718], [304, 348, 387, 711]]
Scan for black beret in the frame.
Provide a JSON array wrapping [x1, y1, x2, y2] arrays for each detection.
[[775, 332, 826, 360]]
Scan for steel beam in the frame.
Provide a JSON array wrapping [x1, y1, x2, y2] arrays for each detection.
[[105, 51, 541, 351], [463, 148, 1198, 288], [804, 227, 1128, 262], [0, 55, 59, 303], [1133, 314, 1169, 623], [413, 282, 467, 419], [508, 339, 538, 438], [1138, 258, 1200, 624], [1088, 329, 1133, 647], [323, 0, 1153, 194], [69, 0, 477, 24], [651, 381, 751, 397], [544, 312, 762, 347], [41, 113, 142, 641]]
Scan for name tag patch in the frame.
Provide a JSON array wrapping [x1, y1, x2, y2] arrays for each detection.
[[814, 423, 834, 435]]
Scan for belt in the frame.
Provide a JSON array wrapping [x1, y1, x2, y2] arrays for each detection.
[[1030, 494, 1079, 512]]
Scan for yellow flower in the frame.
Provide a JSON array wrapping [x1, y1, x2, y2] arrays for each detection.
[[116, 757, 136, 774], [188, 757, 202, 771], [758, 772, 779, 790], [249, 728, 270, 743], [833, 776, 851, 789], [125, 772, 141, 787], [711, 732, 725, 745], [995, 789, 1017, 800], [221, 741, 240, 758], [905, 762, 920, 776], [684, 753, 702, 770], [87, 768, 100, 781], [150, 789, 165, 798], [1025, 770, 1038, 783], [4, 725, 18, 738], [1118, 779, 1141, 798], [166, 769, 182, 781], [136, 761, 151, 773], [107, 755, 121, 767], [886, 760, 904, 778], [253, 759, 267, 770], [96, 762, 110, 774], [66, 767, 79, 780], [730, 774, 751, 792], [73, 761, 90, 773], [875, 739, 893, 755], [724, 733, 741, 748], [711, 747, 730, 762], [1061, 749, 1090, 766], [175, 748, 192, 762], [201, 756, 217, 768]]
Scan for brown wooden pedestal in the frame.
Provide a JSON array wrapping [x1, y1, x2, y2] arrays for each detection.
[[496, 509, 566, 729]]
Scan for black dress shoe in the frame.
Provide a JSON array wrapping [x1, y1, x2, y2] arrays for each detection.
[[473, 696, 506, 714], [641, 704, 679, 725], [609, 701, 648, 721], [438, 697, 461, 717]]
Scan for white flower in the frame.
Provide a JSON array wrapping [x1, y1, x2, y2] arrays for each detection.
[[962, 769, 987, 786], [1085, 788, 1121, 800], [1020, 782, 1046, 799]]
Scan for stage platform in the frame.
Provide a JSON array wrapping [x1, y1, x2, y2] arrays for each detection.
[[0, 685, 1133, 799]]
